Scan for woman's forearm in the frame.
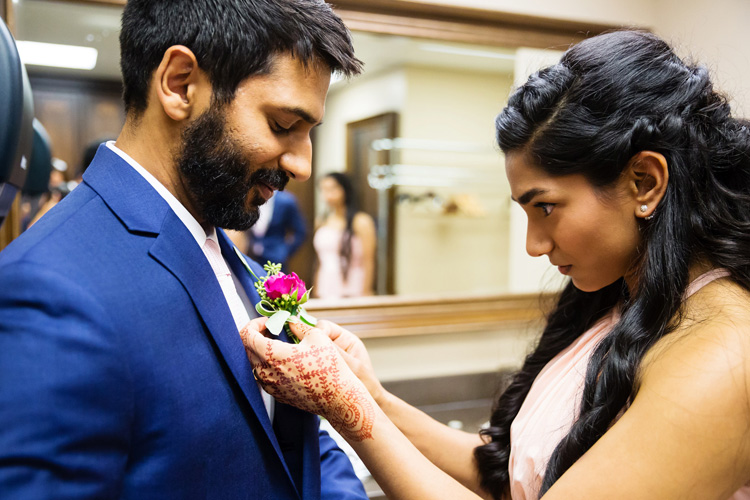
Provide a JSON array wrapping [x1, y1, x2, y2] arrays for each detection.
[[346, 404, 486, 500], [376, 390, 487, 494]]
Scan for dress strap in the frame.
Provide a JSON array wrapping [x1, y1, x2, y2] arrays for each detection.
[[684, 268, 731, 298]]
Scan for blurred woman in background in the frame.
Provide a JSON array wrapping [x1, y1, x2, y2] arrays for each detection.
[[313, 172, 376, 298]]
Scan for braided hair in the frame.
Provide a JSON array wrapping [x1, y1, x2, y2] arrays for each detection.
[[474, 30, 750, 499]]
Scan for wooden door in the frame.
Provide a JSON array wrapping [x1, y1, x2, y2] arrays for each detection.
[[346, 112, 398, 294]]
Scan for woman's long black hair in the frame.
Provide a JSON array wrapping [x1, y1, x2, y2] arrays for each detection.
[[324, 172, 358, 279], [474, 30, 750, 499]]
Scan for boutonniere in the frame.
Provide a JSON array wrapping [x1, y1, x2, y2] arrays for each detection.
[[233, 247, 316, 343]]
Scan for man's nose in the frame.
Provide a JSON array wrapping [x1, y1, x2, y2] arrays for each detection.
[[279, 136, 312, 182]]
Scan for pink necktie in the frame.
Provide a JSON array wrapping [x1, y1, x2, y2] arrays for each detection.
[[203, 238, 250, 331], [203, 237, 274, 419]]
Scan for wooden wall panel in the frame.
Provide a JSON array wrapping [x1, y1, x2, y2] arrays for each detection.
[[1, 77, 123, 251], [30, 77, 124, 179]]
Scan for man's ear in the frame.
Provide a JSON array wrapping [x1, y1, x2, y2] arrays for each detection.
[[152, 45, 208, 122], [626, 151, 669, 220]]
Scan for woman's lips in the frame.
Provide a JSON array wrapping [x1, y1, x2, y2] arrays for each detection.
[[558, 265, 572, 275]]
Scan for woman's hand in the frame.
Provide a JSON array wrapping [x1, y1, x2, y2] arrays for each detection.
[[240, 317, 376, 442], [312, 319, 386, 404]]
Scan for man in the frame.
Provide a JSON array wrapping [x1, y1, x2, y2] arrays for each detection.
[[0, 1, 365, 498], [248, 190, 308, 269]]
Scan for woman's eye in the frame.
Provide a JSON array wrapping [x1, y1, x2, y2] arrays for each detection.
[[534, 202, 555, 216]]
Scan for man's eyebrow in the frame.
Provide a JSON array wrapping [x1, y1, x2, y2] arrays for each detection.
[[279, 106, 322, 126], [511, 188, 548, 205]]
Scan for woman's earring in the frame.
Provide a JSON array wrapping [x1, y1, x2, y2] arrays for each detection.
[[640, 204, 655, 221]]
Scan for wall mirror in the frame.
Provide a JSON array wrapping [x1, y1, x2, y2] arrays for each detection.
[[7, 0, 617, 338]]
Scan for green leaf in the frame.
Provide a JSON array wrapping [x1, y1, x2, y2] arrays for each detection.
[[299, 289, 311, 305], [255, 301, 276, 317], [291, 288, 299, 302], [266, 310, 292, 336], [299, 307, 317, 326]]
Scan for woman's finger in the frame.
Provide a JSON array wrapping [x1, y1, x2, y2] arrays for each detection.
[[239, 320, 279, 366], [242, 316, 269, 336], [287, 321, 319, 341]]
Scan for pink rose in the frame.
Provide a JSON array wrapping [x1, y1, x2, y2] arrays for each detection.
[[264, 272, 307, 300]]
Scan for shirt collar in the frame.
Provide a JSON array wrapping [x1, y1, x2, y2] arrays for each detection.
[[105, 141, 212, 247]]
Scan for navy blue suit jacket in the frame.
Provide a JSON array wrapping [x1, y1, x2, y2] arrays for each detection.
[[0, 146, 366, 499], [250, 190, 307, 268]]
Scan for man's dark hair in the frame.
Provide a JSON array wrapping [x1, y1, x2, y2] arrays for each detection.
[[120, 0, 362, 116]]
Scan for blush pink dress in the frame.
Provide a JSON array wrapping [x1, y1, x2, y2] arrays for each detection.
[[313, 225, 366, 299], [508, 269, 750, 500]]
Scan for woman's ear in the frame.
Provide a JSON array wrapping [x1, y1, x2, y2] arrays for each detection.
[[152, 45, 208, 122], [626, 151, 669, 220]]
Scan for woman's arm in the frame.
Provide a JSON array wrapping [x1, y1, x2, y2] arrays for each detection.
[[378, 391, 487, 492], [241, 319, 490, 500], [352, 212, 376, 296], [314, 319, 487, 493]]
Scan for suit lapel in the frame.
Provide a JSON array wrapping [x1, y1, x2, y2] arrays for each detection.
[[217, 230, 262, 307]]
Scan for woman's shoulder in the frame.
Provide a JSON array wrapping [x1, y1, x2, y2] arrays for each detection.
[[640, 276, 750, 401], [552, 277, 750, 499], [352, 212, 375, 232]]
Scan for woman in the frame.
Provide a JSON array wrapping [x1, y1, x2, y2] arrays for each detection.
[[242, 31, 750, 499], [313, 172, 376, 298]]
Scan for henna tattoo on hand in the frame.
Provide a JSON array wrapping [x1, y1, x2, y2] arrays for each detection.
[[250, 342, 374, 441]]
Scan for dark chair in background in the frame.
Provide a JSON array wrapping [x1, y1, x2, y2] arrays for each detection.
[[23, 119, 52, 197], [0, 18, 34, 228]]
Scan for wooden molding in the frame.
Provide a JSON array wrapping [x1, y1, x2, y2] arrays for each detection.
[[65, 0, 125, 5], [3, 0, 14, 34], [46, 0, 624, 49], [333, 1, 622, 49], [305, 292, 548, 339]]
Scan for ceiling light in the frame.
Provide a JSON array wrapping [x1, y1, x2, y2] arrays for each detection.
[[16, 41, 98, 70]]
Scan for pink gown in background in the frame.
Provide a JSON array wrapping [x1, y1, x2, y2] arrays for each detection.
[[508, 269, 750, 500], [313, 225, 366, 299]]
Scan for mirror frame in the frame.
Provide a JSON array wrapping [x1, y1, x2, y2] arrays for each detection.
[[23, 0, 624, 337]]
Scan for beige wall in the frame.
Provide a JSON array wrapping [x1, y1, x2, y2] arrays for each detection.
[[431, 0, 750, 118], [653, 0, 750, 118], [395, 66, 513, 295], [363, 321, 540, 382], [314, 68, 407, 180]]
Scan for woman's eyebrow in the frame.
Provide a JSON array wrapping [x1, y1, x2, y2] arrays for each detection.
[[511, 188, 549, 205]]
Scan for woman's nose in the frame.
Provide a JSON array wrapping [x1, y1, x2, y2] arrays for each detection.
[[525, 222, 553, 257]]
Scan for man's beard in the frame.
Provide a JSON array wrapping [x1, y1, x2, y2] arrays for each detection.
[[175, 105, 289, 231]]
